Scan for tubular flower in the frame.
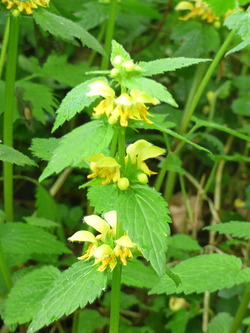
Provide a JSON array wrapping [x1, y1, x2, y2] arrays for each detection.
[[126, 139, 165, 176], [87, 80, 159, 127], [85, 153, 121, 185], [1, 0, 50, 14], [175, 0, 219, 23], [68, 211, 136, 272]]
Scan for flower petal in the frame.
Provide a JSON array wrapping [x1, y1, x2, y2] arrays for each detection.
[[115, 235, 135, 248], [68, 230, 96, 243], [84, 215, 110, 235], [104, 211, 117, 231], [87, 81, 115, 98]]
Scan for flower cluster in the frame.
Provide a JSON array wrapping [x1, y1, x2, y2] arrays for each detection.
[[68, 211, 136, 272], [87, 80, 159, 127], [176, 0, 219, 23], [85, 140, 165, 190], [2, 0, 49, 14]]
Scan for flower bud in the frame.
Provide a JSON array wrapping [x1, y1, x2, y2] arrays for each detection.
[[108, 115, 118, 125], [122, 60, 135, 71], [134, 65, 142, 73], [110, 68, 120, 78], [113, 56, 123, 66], [117, 177, 130, 190], [213, 21, 221, 29], [137, 173, 148, 184], [12, 9, 20, 17]]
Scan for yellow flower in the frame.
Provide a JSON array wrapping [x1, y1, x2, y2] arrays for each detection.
[[2, 0, 49, 14], [176, 0, 219, 23], [125, 139, 165, 175], [68, 211, 136, 272], [85, 153, 121, 185]]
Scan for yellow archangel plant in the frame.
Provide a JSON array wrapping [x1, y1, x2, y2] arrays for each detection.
[[87, 80, 159, 127], [1, 0, 49, 14], [68, 211, 136, 272], [175, 0, 219, 23]]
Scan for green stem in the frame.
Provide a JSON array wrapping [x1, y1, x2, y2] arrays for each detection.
[[88, 21, 107, 67], [3, 13, 20, 222], [118, 127, 126, 167], [109, 261, 122, 333], [0, 17, 10, 80], [179, 30, 235, 135], [101, 0, 118, 70], [110, 126, 119, 158], [229, 284, 250, 333], [154, 153, 171, 192], [0, 241, 12, 292]]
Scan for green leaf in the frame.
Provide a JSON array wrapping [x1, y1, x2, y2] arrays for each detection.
[[123, 77, 178, 107], [0, 223, 70, 257], [24, 217, 59, 229], [17, 81, 58, 124], [171, 22, 220, 57], [203, 0, 236, 16], [150, 254, 245, 295], [40, 121, 113, 181], [76, 309, 109, 333], [204, 222, 250, 240], [226, 37, 250, 56], [153, 124, 212, 154], [52, 77, 107, 132], [33, 9, 105, 55], [35, 186, 59, 221], [211, 154, 250, 162], [168, 234, 202, 252], [232, 95, 250, 116], [139, 57, 210, 76], [208, 312, 239, 333], [3, 266, 61, 326], [87, 185, 119, 213], [27, 261, 107, 333], [192, 117, 250, 142], [224, 9, 250, 40], [122, 259, 159, 289], [0, 145, 36, 166], [30, 138, 60, 161], [118, 185, 171, 276], [111, 40, 131, 66]]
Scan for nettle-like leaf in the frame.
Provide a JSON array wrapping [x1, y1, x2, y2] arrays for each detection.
[[3, 266, 61, 326], [0, 145, 36, 166], [33, 9, 105, 56], [167, 234, 202, 252], [77, 309, 109, 333], [150, 254, 246, 295], [123, 77, 178, 107], [40, 121, 113, 181], [35, 186, 59, 221], [52, 77, 107, 132], [87, 184, 119, 213], [27, 261, 107, 333], [122, 259, 159, 289], [111, 40, 131, 65], [203, 0, 236, 16], [139, 58, 210, 76], [30, 138, 60, 161], [204, 222, 250, 240], [118, 185, 171, 276], [17, 81, 58, 124], [24, 217, 59, 229], [0, 222, 70, 258], [208, 312, 237, 333], [226, 36, 250, 56], [192, 117, 250, 142]]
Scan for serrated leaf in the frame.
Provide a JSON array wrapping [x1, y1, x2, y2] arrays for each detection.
[[24, 217, 59, 229], [204, 0, 236, 16], [118, 185, 171, 276], [168, 234, 202, 252], [30, 138, 60, 161], [150, 254, 244, 295], [87, 184, 119, 213], [139, 57, 210, 76], [204, 222, 250, 240], [123, 77, 178, 107], [226, 37, 250, 56], [192, 117, 250, 142], [52, 77, 107, 131], [77, 309, 109, 333], [17, 81, 58, 124], [208, 312, 239, 333], [33, 9, 105, 55], [0, 223, 70, 257], [40, 121, 113, 181], [111, 40, 131, 66], [0, 145, 36, 166], [27, 261, 107, 333], [122, 259, 159, 289], [3, 266, 61, 326], [224, 10, 250, 40], [153, 124, 212, 154], [35, 186, 59, 221]]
